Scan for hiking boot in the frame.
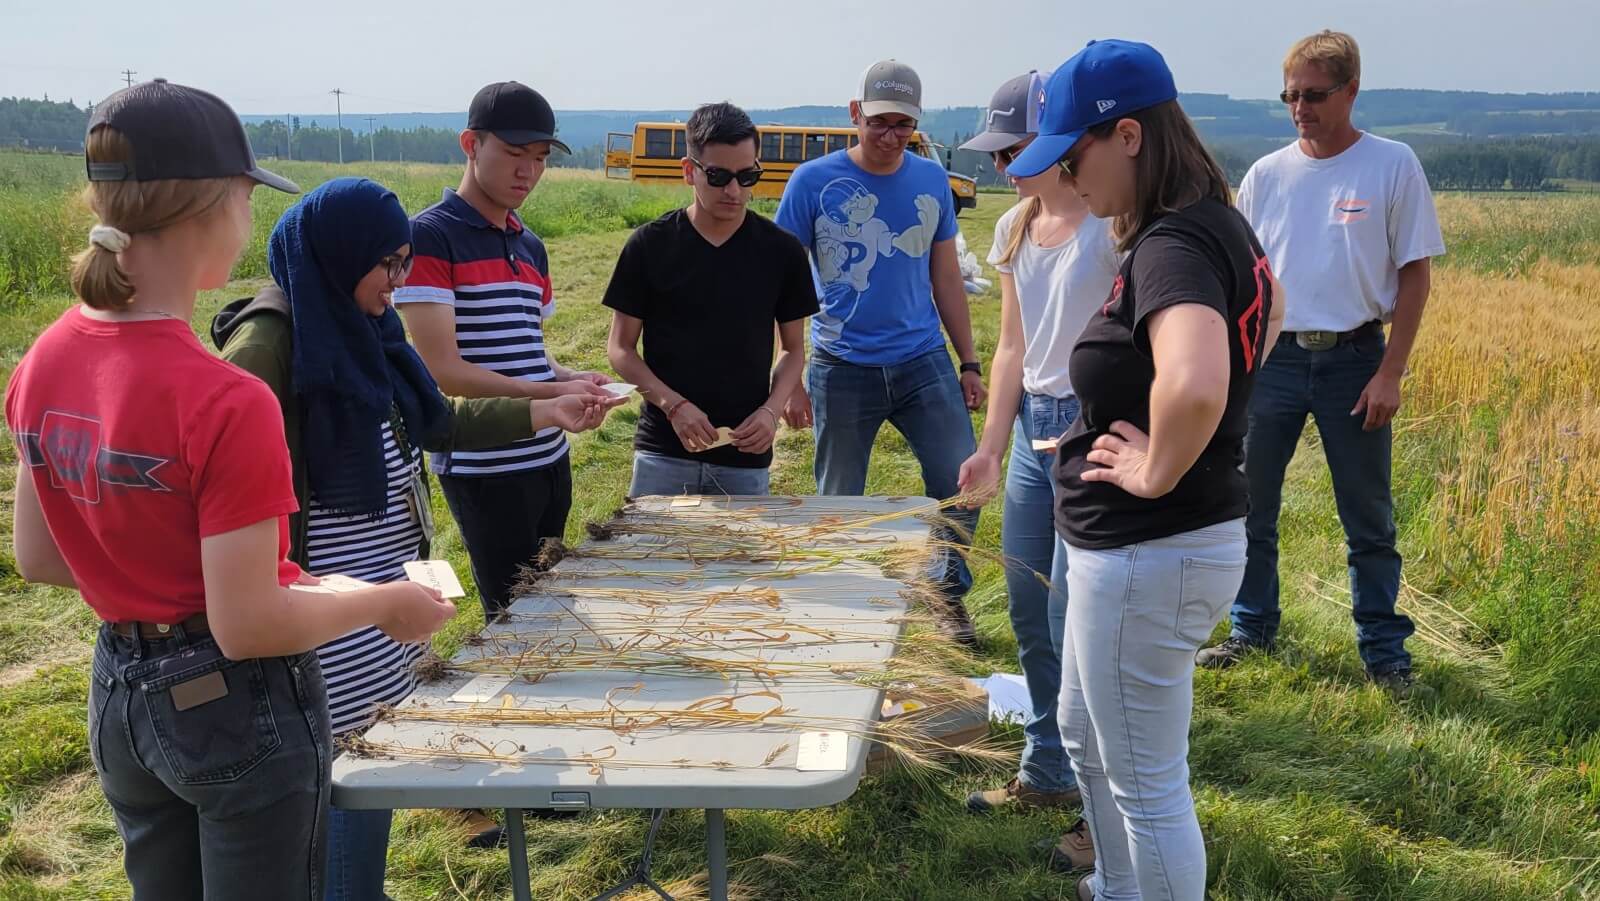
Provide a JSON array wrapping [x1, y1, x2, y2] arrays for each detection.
[[1047, 817, 1096, 873], [1195, 636, 1270, 669], [934, 598, 980, 649], [448, 808, 506, 849], [1075, 874, 1095, 900], [966, 776, 1081, 813], [1369, 667, 1436, 701]]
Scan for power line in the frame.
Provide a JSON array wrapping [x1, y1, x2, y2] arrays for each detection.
[[330, 88, 345, 164], [120, 69, 136, 88]]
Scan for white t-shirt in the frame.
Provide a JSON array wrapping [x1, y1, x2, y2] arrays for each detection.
[[1237, 133, 1445, 333], [988, 205, 1119, 398]]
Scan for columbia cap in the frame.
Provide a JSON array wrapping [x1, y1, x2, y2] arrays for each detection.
[[857, 60, 923, 120], [960, 69, 1049, 153], [86, 79, 299, 193], [467, 81, 571, 153], [1005, 39, 1179, 179]]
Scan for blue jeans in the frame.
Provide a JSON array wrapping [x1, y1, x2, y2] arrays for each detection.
[[1003, 393, 1079, 792], [1062, 520, 1247, 901], [89, 623, 331, 900], [808, 347, 980, 600], [325, 805, 393, 901], [629, 451, 771, 497], [1230, 331, 1414, 673]]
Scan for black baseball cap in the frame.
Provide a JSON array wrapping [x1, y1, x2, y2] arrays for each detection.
[[85, 79, 299, 193], [467, 82, 570, 153]]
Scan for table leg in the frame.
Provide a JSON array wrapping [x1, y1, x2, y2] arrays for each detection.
[[506, 808, 532, 901], [706, 808, 727, 901]]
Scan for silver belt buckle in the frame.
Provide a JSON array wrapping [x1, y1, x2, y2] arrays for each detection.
[[1295, 330, 1339, 352]]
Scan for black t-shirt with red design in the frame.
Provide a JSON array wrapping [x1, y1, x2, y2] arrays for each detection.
[[1053, 198, 1273, 550]]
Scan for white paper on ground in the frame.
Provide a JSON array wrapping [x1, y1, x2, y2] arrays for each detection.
[[981, 672, 1034, 725], [403, 560, 466, 599], [796, 731, 849, 771], [450, 674, 513, 704]]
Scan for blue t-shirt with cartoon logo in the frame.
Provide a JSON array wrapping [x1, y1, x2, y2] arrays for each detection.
[[775, 150, 958, 366]]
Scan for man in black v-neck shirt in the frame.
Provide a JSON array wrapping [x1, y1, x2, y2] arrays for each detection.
[[604, 102, 818, 496]]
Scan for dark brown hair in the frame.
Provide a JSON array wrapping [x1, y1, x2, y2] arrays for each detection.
[[1097, 100, 1232, 253]]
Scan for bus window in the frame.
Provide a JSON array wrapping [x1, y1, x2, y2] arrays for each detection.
[[782, 134, 805, 163], [673, 130, 687, 159], [828, 134, 849, 154], [761, 132, 782, 162], [644, 128, 674, 159], [848, 134, 860, 148], [805, 133, 829, 160]]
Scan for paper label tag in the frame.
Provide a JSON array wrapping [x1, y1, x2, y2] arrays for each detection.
[[289, 573, 374, 594], [404, 560, 466, 599], [796, 731, 849, 771], [703, 427, 735, 451], [1031, 437, 1060, 453], [670, 496, 703, 509], [450, 674, 513, 704]]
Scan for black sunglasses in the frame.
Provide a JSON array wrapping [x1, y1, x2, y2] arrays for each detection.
[[1280, 83, 1347, 105], [689, 158, 763, 188], [993, 144, 1023, 167], [378, 253, 414, 283]]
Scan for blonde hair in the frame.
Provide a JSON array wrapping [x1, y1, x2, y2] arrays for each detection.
[[995, 168, 1074, 267], [1284, 30, 1361, 86], [70, 127, 235, 310]]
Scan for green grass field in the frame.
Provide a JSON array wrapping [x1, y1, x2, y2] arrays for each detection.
[[2, 151, 1600, 899]]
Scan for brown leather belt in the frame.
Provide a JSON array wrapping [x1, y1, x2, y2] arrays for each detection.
[[109, 613, 210, 639]]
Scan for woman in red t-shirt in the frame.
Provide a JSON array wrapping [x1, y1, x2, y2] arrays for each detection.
[[4, 81, 454, 900]]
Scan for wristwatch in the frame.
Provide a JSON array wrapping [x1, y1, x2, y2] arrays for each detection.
[[959, 362, 982, 376]]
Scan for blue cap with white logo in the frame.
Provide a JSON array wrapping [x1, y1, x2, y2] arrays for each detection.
[[1004, 39, 1178, 179]]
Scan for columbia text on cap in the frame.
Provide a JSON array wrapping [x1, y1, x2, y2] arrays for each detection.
[[1004, 39, 1179, 179], [467, 81, 572, 154], [85, 79, 299, 193], [857, 60, 923, 120]]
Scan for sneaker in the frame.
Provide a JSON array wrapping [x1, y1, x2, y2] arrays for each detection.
[[934, 598, 980, 649], [1047, 817, 1096, 873], [1195, 636, 1269, 669], [1369, 667, 1435, 701], [1075, 874, 1095, 900], [966, 776, 1081, 813]]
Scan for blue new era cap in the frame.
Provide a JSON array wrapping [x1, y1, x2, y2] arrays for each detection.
[[1005, 39, 1178, 179]]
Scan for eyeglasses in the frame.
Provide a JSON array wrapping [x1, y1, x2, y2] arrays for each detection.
[[689, 157, 763, 188], [378, 253, 413, 283], [864, 120, 917, 138], [1280, 83, 1346, 105], [1056, 134, 1096, 179], [992, 145, 1022, 168]]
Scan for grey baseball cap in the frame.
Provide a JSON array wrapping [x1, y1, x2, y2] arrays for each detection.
[[960, 70, 1050, 153], [857, 60, 922, 120]]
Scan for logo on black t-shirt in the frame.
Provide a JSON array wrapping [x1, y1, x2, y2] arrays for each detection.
[[1238, 255, 1272, 373], [1102, 274, 1125, 317]]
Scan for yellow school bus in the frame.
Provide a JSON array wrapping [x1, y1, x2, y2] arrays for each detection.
[[605, 122, 979, 214]]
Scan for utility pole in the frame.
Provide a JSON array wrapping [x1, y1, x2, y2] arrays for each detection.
[[120, 69, 136, 87], [363, 116, 377, 161], [330, 88, 345, 164]]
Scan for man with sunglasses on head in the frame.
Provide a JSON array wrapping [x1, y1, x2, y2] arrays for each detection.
[[604, 102, 817, 497], [1196, 31, 1444, 699], [775, 60, 987, 647]]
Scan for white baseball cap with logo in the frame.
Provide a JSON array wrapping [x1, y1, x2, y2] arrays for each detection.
[[857, 60, 923, 120]]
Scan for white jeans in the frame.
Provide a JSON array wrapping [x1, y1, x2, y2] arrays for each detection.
[[1059, 519, 1246, 901]]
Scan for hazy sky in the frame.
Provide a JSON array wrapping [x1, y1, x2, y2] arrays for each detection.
[[3, 0, 1596, 115]]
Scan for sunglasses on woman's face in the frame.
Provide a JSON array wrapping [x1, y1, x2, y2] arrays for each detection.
[[378, 253, 413, 283], [993, 145, 1023, 168], [689, 158, 763, 188], [1280, 83, 1346, 105]]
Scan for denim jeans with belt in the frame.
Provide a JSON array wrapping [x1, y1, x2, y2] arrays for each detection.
[[629, 450, 772, 497], [808, 346, 980, 600], [89, 622, 332, 900], [1229, 330, 1414, 673], [1003, 392, 1079, 793], [1060, 519, 1246, 901]]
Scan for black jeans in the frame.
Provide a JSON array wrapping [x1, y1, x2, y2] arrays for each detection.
[[90, 623, 332, 900], [437, 456, 573, 617]]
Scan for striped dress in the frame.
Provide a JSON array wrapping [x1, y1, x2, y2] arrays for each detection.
[[304, 421, 427, 736]]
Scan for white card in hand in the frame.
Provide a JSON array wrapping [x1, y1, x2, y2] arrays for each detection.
[[702, 426, 736, 451], [796, 731, 849, 771], [450, 674, 512, 704], [403, 560, 466, 598], [601, 382, 637, 397]]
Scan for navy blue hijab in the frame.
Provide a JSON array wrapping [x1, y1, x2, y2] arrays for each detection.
[[268, 177, 451, 519]]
